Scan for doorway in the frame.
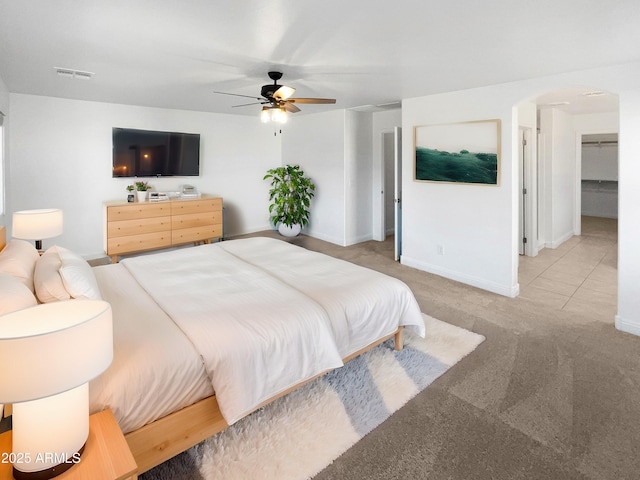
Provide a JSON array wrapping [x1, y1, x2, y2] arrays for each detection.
[[381, 127, 402, 260], [580, 133, 618, 222], [382, 132, 395, 238]]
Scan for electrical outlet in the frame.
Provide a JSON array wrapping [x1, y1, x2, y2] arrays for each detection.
[[437, 244, 444, 255]]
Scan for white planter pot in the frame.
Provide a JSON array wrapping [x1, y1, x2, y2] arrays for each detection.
[[278, 223, 302, 237], [136, 191, 147, 203]]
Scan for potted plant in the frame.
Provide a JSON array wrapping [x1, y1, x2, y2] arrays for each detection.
[[263, 165, 315, 237], [129, 181, 151, 203]]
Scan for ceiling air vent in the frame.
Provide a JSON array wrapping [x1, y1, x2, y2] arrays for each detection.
[[54, 67, 95, 80], [376, 102, 401, 110]]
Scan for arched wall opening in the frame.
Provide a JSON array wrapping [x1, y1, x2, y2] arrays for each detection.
[[514, 86, 619, 324]]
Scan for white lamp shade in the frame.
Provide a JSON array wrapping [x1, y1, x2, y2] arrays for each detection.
[[12, 208, 63, 241], [0, 300, 113, 403]]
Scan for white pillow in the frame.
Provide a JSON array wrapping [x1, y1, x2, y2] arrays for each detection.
[[0, 272, 38, 314], [58, 248, 102, 300], [34, 246, 70, 303], [0, 239, 39, 292]]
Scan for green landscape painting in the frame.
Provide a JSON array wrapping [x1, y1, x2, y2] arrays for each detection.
[[414, 120, 500, 185]]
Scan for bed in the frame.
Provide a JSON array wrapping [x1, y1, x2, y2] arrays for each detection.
[[0, 226, 425, 474]]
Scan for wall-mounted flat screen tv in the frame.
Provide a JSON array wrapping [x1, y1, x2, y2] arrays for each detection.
[[112, 127, 200, 177]]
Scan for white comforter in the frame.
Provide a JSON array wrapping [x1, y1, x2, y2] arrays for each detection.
[[119, 237, 425, 425], [218, 238, 425, 357], [120, 242, 344, 424]]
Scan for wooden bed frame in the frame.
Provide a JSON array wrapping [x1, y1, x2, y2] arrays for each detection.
[[125, 327, 404, 474], [0, 226, 404, 475]]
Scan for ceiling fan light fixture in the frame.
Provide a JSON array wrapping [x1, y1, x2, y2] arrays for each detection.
[[261, 106, 288, 124], [272, 106, 287, 124], [261, 106, 271, 123]]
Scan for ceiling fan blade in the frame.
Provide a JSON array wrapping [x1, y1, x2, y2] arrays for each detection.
[[273, 85, 295, 101], [283, 102, 301, 113], [213, 91, 263, 101], [232, 101, 265, 107], [289, 98, 336, 104]]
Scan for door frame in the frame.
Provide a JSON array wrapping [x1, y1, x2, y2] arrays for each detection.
[[519, 126, 536, 256], [375, 129, 399, 242], [394, 126, 402, 261]]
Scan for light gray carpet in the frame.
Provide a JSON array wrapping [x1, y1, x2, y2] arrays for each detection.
[[238, 227, 637, 480]]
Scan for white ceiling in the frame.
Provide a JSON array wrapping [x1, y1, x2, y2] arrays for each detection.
[[1, 0, 638, 117]]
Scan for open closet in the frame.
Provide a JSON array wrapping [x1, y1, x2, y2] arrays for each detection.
[[581, 133, 618, 219]]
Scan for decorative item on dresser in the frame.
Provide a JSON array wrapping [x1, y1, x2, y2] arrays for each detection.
[[127, 181, 151, 203], [103, 195, 222, 263]]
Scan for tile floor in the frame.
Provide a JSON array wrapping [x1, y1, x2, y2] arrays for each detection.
[[518, 216, 618, 321]]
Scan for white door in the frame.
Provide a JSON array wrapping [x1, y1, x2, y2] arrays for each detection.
[[394, 127, 402, 261]]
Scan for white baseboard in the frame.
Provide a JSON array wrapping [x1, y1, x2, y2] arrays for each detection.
[[345, 233, 373, 246], [401, 255, 519, 298], [304, 229, 347, 246], [549, 230, 575, 249], [615, 315, 640, 337]]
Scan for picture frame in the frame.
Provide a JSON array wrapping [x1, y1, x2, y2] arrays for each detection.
[[414, 119, 501, 185]]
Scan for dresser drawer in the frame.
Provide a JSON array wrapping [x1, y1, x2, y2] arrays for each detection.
[[171, 199, 220, 216], [171, 212, 222, 230], [107, 203, 170, 221], [108, 216, 171, 238], [172, 225, 222, 244], [107, 232, 172, 255]]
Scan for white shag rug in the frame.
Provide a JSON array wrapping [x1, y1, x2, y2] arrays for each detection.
[[141, 314, 485, 480]]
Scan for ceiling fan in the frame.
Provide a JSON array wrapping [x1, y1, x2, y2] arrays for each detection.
[[214, 71, 336, 122]]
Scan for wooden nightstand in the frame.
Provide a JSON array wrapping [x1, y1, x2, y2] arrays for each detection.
[[0, 409, 137, 480]]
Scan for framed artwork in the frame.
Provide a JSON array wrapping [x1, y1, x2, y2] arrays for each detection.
[[414, 119, 501, 185]]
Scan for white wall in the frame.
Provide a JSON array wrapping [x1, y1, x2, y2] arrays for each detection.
[[281, 110, 346, 245], [616, 89, 640, 336], [8, 94, 280, 256], [402, 91, 518, 297], [345, 110, 373, 245], [539, 108, 576, 248], [282, 109, 375, 246], [0, 74, 9, 221]]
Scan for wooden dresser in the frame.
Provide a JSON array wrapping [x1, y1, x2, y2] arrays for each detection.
[[104, 195, 222, 263]]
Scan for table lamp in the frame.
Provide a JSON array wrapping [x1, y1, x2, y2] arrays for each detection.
[[0, 300, 113, 479], [12, 209, 64, 251]]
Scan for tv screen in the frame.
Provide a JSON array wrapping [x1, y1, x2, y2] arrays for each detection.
[[112, 128, 200, 177]]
